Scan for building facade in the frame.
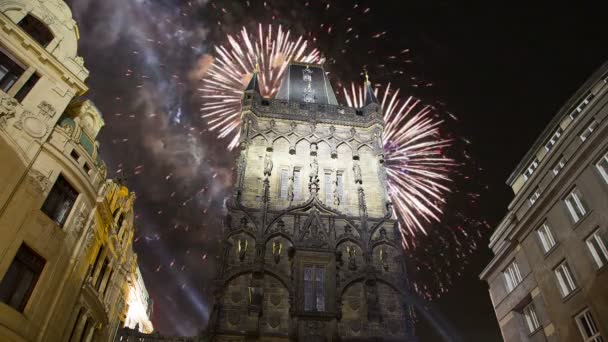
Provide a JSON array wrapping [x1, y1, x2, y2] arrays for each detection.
[[0, 1, 142, 341], [124, 267, 154, 334], [205, 63, 416, 341], [114, 327, 196, 342], [480, 62, 608, 341]]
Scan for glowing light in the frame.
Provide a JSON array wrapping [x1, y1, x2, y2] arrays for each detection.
[[343, 83, 455, 247], [199, 24, 324, 149]]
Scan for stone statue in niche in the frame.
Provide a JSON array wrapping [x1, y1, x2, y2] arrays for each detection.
[[240, 217, 248, 230], [357, 186, 367, 216], [347, 244, 357, 270], [380, 247, 390, 271], [379, 227, 387, 240], [263, 153, 273, 178], [272, 240, 282, 264], [287, 175, 294, 202], [310, 142, 318, 155], [353, 162, 362, 184], [238, 239, 248, 261], [309, 156, 319, 182], [333, 185, 340, 206]]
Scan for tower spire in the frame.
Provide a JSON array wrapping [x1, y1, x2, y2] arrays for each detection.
[[364, 69, 379, 106], [245, 60, 261, 93]]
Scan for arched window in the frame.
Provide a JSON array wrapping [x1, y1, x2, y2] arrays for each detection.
[[18, 15, 54, 48]]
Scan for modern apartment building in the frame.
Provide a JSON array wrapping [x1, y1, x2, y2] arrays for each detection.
[[480, 62, 608, 341]]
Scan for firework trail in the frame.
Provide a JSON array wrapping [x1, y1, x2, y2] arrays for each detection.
[[199, 24, 325, 149], [343, 83, 456, 247]]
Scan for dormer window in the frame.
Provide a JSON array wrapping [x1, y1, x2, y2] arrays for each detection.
[[18, 15, 54, 48]]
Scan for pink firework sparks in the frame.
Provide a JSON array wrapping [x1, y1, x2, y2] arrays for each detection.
[[199, 24, 325, 149], [343, 83, 456, 247]]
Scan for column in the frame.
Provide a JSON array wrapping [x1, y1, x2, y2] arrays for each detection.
[[91, 249, 107, 285], [82, 319, 96, 342], [70, 311, 89, 342], [7, 66, 35, 97]]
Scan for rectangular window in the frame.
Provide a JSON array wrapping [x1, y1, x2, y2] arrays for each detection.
[[0, 49, 25, 93], [293, 169, 301, 200], [14, 73, 39, 103], [280, 169, 289, 200], [564, 188, 588, 223], [570, 93, 595, 120], [303, 266, 314, 311], [586, 229, 608, 269], [523, 303, 541, 333], [95, 258, 108, 290], [580, 119, 599, 142], [552, 156, 566, 176], [315, 266, 325, 311], [41, 175, 79, 227], [554, 262, 577, 297], [324, 172, 332, 205], [597, 152, 608, 184], [537, 223, 556, 253], [523, 158, 539, 181], [0, 244, 45, 312], [544, 127, 563, 151], [576, 308, 603, 342], [303, 265, 325, 312], [529, 187, 541, 206], [503, 260, 522, 293], [336, 172, 345, 204]]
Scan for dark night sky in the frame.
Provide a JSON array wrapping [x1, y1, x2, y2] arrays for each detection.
[[66, 0, 607, 340]]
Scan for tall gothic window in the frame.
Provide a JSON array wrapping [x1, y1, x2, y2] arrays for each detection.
[[336, 172, 345, 204], [41, 175, 79, 227], [280, 169, 289, 199], [324, 172, 332, 205], [0, 244, 45, 312], [304, 265, 325, 311], [293, 168, 302, 200], [18, 14, 54, 48]]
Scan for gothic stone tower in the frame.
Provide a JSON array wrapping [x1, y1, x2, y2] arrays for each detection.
[[207, 63, 416, 341]]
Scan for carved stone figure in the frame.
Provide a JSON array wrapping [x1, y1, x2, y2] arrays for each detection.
[[263, 153, 273, 177], [0, 96, 19, 127], [272, 240, 282, 264], [309, 156, 319, 181], [287, 175, 295, 202], [238, 239, 248, 261], [380, 247, 390, 271], [347, 245, 357, 270], [353, 162, 362, 184], [357, 186, 367, 216]]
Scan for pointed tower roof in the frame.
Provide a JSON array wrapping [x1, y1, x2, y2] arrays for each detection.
[[275, 62, 338, 105], [364, 70, 379, 106], [244, 62, 261, 93]]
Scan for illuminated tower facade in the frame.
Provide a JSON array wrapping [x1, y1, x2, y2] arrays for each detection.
[[207, 63, 416, 341]]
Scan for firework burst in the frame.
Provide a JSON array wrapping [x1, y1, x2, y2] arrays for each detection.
[[343, 83, 456, 248], [199, 24, 325, 149]]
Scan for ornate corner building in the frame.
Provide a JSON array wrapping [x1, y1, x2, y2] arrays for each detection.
[[206, 63, 416, 341], [480, 62, 608, 341], [0, 1, 144, 341]]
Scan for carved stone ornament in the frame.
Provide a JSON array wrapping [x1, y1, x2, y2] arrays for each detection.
[[72, 210, 88, 235], [38, 101, 56, 118], [270, 294, 282, 306], [0, 96, 19, 127], [230, 291, 242, 303], [27, 169, 50, 193], [268, 314, 281, 328], [227, 311, 240, 326], [14, 110, 48, 138]]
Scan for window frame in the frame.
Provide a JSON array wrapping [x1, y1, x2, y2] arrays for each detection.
[[522, 302, 541, 334], [503, 260, 523, 293], [0, 243, 46, 312], [596, 152, 608, 184], [303, 264, 326, 312], [537, 222, 557, 254], [552, 155, 566, 176], [585, 229, 608, 270], [554, 261, 577, 298], [40, 174, 79, 228], [564, 188, 588, 224], [575, 308, 603, 342]]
